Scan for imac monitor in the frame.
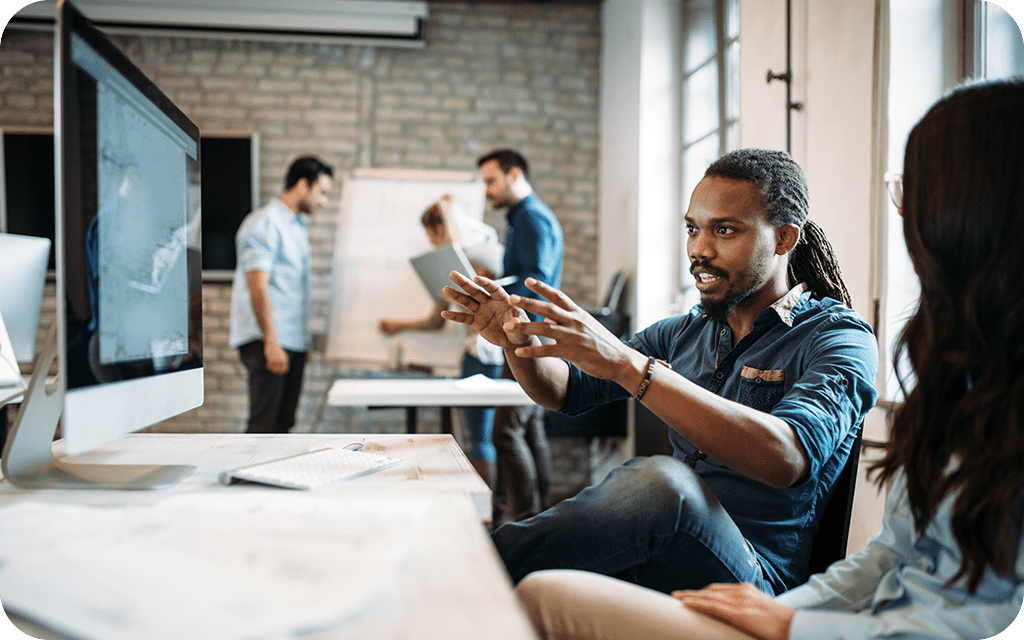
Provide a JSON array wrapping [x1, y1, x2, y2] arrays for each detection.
[[1, 0, 203, 489]]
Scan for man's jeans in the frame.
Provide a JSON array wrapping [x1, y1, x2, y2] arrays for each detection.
[[491, 455, 773, 595]]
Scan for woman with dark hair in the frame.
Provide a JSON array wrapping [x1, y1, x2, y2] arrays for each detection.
[[377, 195, 506, 485], [514, 78, 1024, 640]]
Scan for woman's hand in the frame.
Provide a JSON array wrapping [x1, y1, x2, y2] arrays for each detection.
[[673, 583, 795, 640], [378, 318, 404, 335]]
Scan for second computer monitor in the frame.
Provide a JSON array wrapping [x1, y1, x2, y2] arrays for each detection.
[[0, 233, 50, 363]]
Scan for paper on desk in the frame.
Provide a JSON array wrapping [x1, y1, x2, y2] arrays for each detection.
[[455, 373, 505, 389], [0, 494, 431, 640]]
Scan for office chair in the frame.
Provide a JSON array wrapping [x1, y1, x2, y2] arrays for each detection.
[[806, 429, 864, 576]]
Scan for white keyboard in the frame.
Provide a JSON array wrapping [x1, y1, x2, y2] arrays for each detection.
[[219, 447, 401, 490]]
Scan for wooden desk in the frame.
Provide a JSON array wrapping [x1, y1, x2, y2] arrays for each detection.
[[0, 433, 536, 640], [327, 376, 536, 434]]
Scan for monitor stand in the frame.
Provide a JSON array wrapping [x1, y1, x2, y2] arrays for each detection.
[[0, 326, 195, 490]]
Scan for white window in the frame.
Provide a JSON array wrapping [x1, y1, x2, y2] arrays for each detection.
[[678, 0, 739, 311], [882, 0, 1023, 402], [968, 0, 1024, 78]]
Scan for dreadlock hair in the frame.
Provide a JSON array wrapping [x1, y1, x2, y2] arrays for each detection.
[[704, 149, 852, 307], [871, 78, 1024, 594]]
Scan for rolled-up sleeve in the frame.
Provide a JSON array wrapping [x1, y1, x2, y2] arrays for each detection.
[[771, 314, 878, 480], [786, 587, 1023, 639], [237, 216, 278, 274]]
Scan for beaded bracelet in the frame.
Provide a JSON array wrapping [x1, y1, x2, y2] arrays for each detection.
[[633, 356, 657, 401]]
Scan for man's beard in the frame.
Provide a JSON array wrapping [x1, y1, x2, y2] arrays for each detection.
[[700, 289, 749, 323], [694, 263, 763, 323], [488, 195, 513, 209]]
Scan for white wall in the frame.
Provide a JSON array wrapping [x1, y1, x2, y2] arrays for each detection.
[[739, 0, 881, 321], [598, 0, 642, 319], [599, 0, 682, 333]]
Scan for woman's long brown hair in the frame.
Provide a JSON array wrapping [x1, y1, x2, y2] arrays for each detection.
[[871, 79, 1024, 594]]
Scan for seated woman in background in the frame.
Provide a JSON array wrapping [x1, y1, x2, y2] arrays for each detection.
[[515, 78, 1024, 640]]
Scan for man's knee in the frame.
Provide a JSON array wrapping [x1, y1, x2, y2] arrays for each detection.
[[615, 455, 711, 512]]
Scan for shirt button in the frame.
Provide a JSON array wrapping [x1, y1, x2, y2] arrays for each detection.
[[715, 371, 724, 379], [755, 377, 762, 384]]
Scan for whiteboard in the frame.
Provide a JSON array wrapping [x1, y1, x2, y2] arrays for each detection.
[[325, 169, 487, 372]]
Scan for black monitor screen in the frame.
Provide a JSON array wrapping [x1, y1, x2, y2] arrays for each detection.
[[60, 1, 202, 391]]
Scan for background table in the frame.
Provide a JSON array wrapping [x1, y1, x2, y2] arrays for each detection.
[[327, 376, 537, 434], [0, 433, 537, 640]]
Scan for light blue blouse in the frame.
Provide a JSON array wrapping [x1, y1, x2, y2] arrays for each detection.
[[778, 471, 1024, 639]]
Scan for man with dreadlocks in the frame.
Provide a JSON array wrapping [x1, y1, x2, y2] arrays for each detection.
[[440, 148, 878, 597]]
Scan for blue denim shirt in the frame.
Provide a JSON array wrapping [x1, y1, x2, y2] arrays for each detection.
[[502, 193, 563, 320], [561, 285, 879, 592], [229, 199, 311, 352]]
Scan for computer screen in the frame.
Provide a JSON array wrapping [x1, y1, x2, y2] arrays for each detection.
[[1, 0, 202, 489], [0, 233, 50, 363]]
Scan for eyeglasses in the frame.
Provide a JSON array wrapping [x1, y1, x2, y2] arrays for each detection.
[[884, 172, 903, 211]]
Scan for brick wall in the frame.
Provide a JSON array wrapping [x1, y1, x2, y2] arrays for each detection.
[[0, 2, 600, 497]]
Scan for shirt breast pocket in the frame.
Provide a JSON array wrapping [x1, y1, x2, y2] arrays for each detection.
[[737, 366, 785, 413]]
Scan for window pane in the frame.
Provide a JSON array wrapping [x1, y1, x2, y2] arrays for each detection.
[[684, 0, 717, 72], [724, 120, 739, 152], [724, 0, 739, 39], [682, 134, 722, 208], [683, 62, 720, 143], [725, 40, 740, 122], [985, 1, 1024, 78]]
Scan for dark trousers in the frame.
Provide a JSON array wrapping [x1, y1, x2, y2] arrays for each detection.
[[492, 364, 553, 524], [238, 340, 307, 434]]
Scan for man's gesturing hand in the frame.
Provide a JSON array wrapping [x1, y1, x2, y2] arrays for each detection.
[[504, 277, 641, 386], [440, 271, 532, 349]]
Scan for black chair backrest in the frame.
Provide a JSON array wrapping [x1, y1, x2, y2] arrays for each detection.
[[806, 429, 863, 576], [600, 269, 629, 315]]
